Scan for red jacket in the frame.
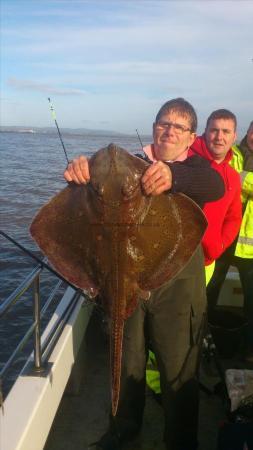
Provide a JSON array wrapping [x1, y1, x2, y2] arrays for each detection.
[[191, 136, 242, 265]]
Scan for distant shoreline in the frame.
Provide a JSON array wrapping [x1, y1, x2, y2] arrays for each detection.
[[0, 126, 152, 139]]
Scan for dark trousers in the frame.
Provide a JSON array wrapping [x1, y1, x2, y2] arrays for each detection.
[[111, 246, 206, 450], [207, 242, 253, 347]]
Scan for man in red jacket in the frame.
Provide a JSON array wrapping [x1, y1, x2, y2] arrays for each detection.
[[191, 109, 242, 272]]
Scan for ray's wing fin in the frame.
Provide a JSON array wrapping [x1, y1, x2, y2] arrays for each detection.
[[30, 184, 100, 291], [130, 193, 207, 290]]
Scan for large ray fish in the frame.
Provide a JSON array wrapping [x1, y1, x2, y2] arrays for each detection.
[[30, 143, 207, 416]]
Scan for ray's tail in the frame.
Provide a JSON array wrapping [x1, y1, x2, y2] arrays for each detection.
[[110, 316, 124, 416]]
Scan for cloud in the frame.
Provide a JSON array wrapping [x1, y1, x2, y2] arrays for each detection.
[[1, 1, 252, 132], [7, 77, 88, 96]]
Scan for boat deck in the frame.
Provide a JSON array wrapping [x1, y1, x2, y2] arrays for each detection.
[[44, 309, 229, 450]]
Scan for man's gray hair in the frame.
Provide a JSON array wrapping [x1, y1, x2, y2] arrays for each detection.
[[155, 98, 198, 133]]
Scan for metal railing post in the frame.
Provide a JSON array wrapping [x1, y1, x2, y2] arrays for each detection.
[[0, 378, 3, 408], [33, 274, 42, 371]]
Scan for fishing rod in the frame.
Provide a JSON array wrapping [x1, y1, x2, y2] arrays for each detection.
[[136, 128, 144, 152], [48, 97, 70, 164]]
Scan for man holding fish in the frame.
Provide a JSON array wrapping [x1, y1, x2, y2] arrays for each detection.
[[64, 98, 225, 450], [145, 108, 242, 412]]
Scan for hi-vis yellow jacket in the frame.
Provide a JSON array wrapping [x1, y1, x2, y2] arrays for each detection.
[[231, 145, 253, 258]]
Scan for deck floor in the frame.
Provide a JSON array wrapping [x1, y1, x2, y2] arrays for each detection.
[[44, 309, 238, 450]]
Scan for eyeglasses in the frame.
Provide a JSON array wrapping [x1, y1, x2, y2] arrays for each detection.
[[155, 121, 192, 134]]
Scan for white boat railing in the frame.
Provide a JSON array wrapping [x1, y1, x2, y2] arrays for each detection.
[[0, 230, 83, 404], [0, 230, 94, 450]]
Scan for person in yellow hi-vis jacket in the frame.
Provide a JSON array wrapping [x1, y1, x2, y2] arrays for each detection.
[[207, 121, 253, 361]]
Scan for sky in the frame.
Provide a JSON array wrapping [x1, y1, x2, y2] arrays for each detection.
[[1, 0, 253, 135]]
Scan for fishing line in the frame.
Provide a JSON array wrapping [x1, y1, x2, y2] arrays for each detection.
[[136, 128, 144, 151], [48, 97, 70, 164], [0, 230, 77, 291]]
